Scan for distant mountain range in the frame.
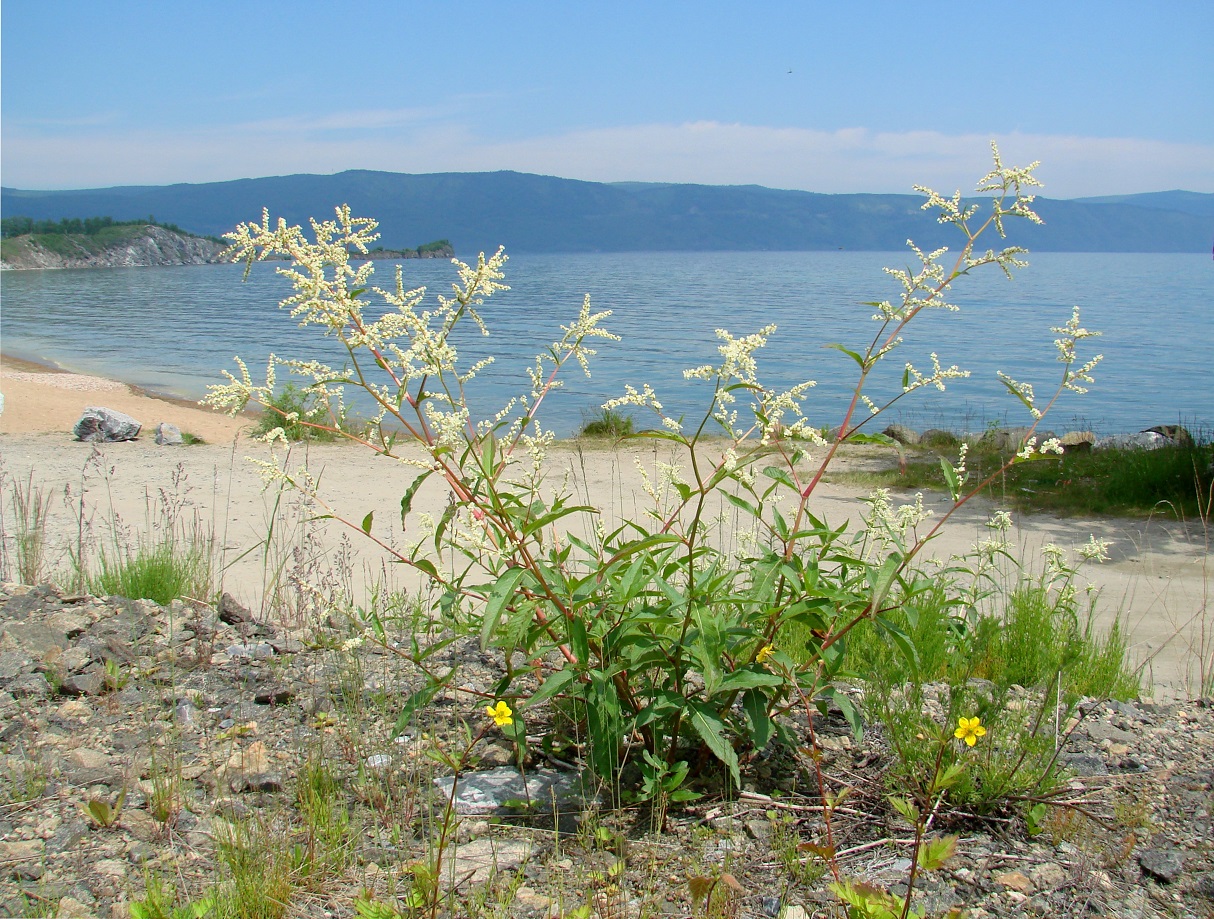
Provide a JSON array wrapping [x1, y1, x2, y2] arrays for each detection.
[[3, 171, 1211, 254]]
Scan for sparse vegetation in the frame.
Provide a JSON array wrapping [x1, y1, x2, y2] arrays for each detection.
[[837, 432, 1214, 517]]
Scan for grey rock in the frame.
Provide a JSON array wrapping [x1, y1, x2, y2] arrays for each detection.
[[445, 836, 533, 886], [434, 766, 595, 816], [1060, 752, 1107, 776], [1094, 431, 1172, 452], [1085, 723, 1138, 745], [1059, 431, 1095, 452], [1145, 424, 1193, 447], [225, 642, 276, 661], [154, 422, 184, 445], [883, 423, 920, 445], [0, 651, 33, 681], [73, 406, 141, 442], [218, 592, 253, 625], [1139, 845, 1184, 883], [1, 619, 69, 656], [58, 667, 105, 697], [235, 772, 284, 793], [919, 428, 959, 448], [1193, 873, 1214, 899], [6, 673, 50, 699]]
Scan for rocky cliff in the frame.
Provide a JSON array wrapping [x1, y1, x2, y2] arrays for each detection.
[[0, 225, 227, 270]]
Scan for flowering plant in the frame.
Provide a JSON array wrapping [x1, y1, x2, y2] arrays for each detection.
[[206, 145, 1103, 800]]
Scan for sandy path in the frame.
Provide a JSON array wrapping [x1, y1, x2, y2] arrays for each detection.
[[0, 364, 1209, 699]]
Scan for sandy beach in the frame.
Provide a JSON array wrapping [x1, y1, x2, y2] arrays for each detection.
[[0, 357, 1209, 699]]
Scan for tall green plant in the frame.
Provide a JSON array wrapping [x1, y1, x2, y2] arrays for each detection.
[[205, 147, 1103, 796]]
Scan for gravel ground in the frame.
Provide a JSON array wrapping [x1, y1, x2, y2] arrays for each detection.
[[1, 583, 1211, 919]]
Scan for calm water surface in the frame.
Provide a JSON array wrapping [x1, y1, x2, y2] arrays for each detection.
[[2, 252, 1210, 436]]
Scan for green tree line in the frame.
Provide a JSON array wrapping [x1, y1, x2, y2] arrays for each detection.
[[0, 215, 188, 239]]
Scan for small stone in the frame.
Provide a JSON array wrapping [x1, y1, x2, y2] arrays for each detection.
[[217, 593, 253, 625], [994, 871, 1034, 892], [154, 422, 184, 445], [1192, 873, 1214, 899], [365, 754, 393, 771], [445, 837, 532, 887], [1139, 846, 1184, 883], [1030, 862, 1068, 890]]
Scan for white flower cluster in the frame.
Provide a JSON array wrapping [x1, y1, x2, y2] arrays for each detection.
[[1051, 306, 1104, 393], [903, 352, 971, 394]]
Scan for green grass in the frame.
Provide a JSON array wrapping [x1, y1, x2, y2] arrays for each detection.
[[832, 579, 1139, 702], [253, 384, 341, 442], [577, 407, 635, 438], [90, 537, 211, 605], [837, 435, 1213, 518]]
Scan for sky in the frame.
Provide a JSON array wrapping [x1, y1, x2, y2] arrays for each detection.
[[2, 1, 1212, 198]]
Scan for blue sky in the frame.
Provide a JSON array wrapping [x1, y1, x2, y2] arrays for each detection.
[[3, 1, 1212, 196]]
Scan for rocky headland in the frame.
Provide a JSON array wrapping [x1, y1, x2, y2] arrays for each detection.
[[0, 226, 227, 270]]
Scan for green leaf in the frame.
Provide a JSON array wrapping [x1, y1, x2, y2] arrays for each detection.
[[530, 667, 576, 706], [938, 456, 960, 500], [742, 689, 775, 750], [392, 681, 444, 739], [569, 616, 590, 664], [874, 614, 919, 681], [723, 491, 761, 519], [361, 511, 374, 535], [845, 432, 896, 447], [717, 669, 783, 693], [827, 342, 869, 370], [687, 701, 740, 787], [888, 795, 919, 823], [917, 834, 959, 871], [586, 672, 622, 779], [761, 466, 797, 491], [400, 470, 432, 526], [481, 567, 528, 649]]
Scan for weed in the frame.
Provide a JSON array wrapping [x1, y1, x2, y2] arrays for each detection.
[[212, 816, 294, 919], [0, 753, 49, 805], [80, 786, 126, 827], [2, 470, 54, 584]]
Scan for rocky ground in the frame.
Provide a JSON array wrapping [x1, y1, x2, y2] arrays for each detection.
[[0, 583, 1211, 919]]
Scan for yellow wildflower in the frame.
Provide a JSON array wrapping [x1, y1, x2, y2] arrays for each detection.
[[954, 716, 986, 746], [486, 701, 513, 727], [756, 644, 774, 663]]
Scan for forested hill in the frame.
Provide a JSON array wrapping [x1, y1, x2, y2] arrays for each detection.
[[3, 171, 1211, 254]]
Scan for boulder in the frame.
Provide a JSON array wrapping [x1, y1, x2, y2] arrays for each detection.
[[154, 422, 184, 445], [882, 423, 920, 446], [1145, 424, 1193, 447], [919, 428, 960, 449], [73, 407, 141, 442], [1059, 431, 1096, 453], [1094, 431, 1172, 452]]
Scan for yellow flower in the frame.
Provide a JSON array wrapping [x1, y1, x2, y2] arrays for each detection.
[[954, 716, 986, 746], [756, 644, 774, 664], [486, 701, 513, 727]]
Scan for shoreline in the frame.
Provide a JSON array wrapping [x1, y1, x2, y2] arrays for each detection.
[[0, 350, 1209, 700], [0, 350, 253, 442]]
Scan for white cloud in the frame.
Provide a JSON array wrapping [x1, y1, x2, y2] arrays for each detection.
[[3, 119, 1211, 197]]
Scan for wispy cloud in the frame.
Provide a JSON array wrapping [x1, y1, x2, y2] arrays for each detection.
[[3, 119, 1211, 197]]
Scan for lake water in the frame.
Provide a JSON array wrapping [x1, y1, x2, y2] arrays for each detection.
[[2, 251, 1211, 437]]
